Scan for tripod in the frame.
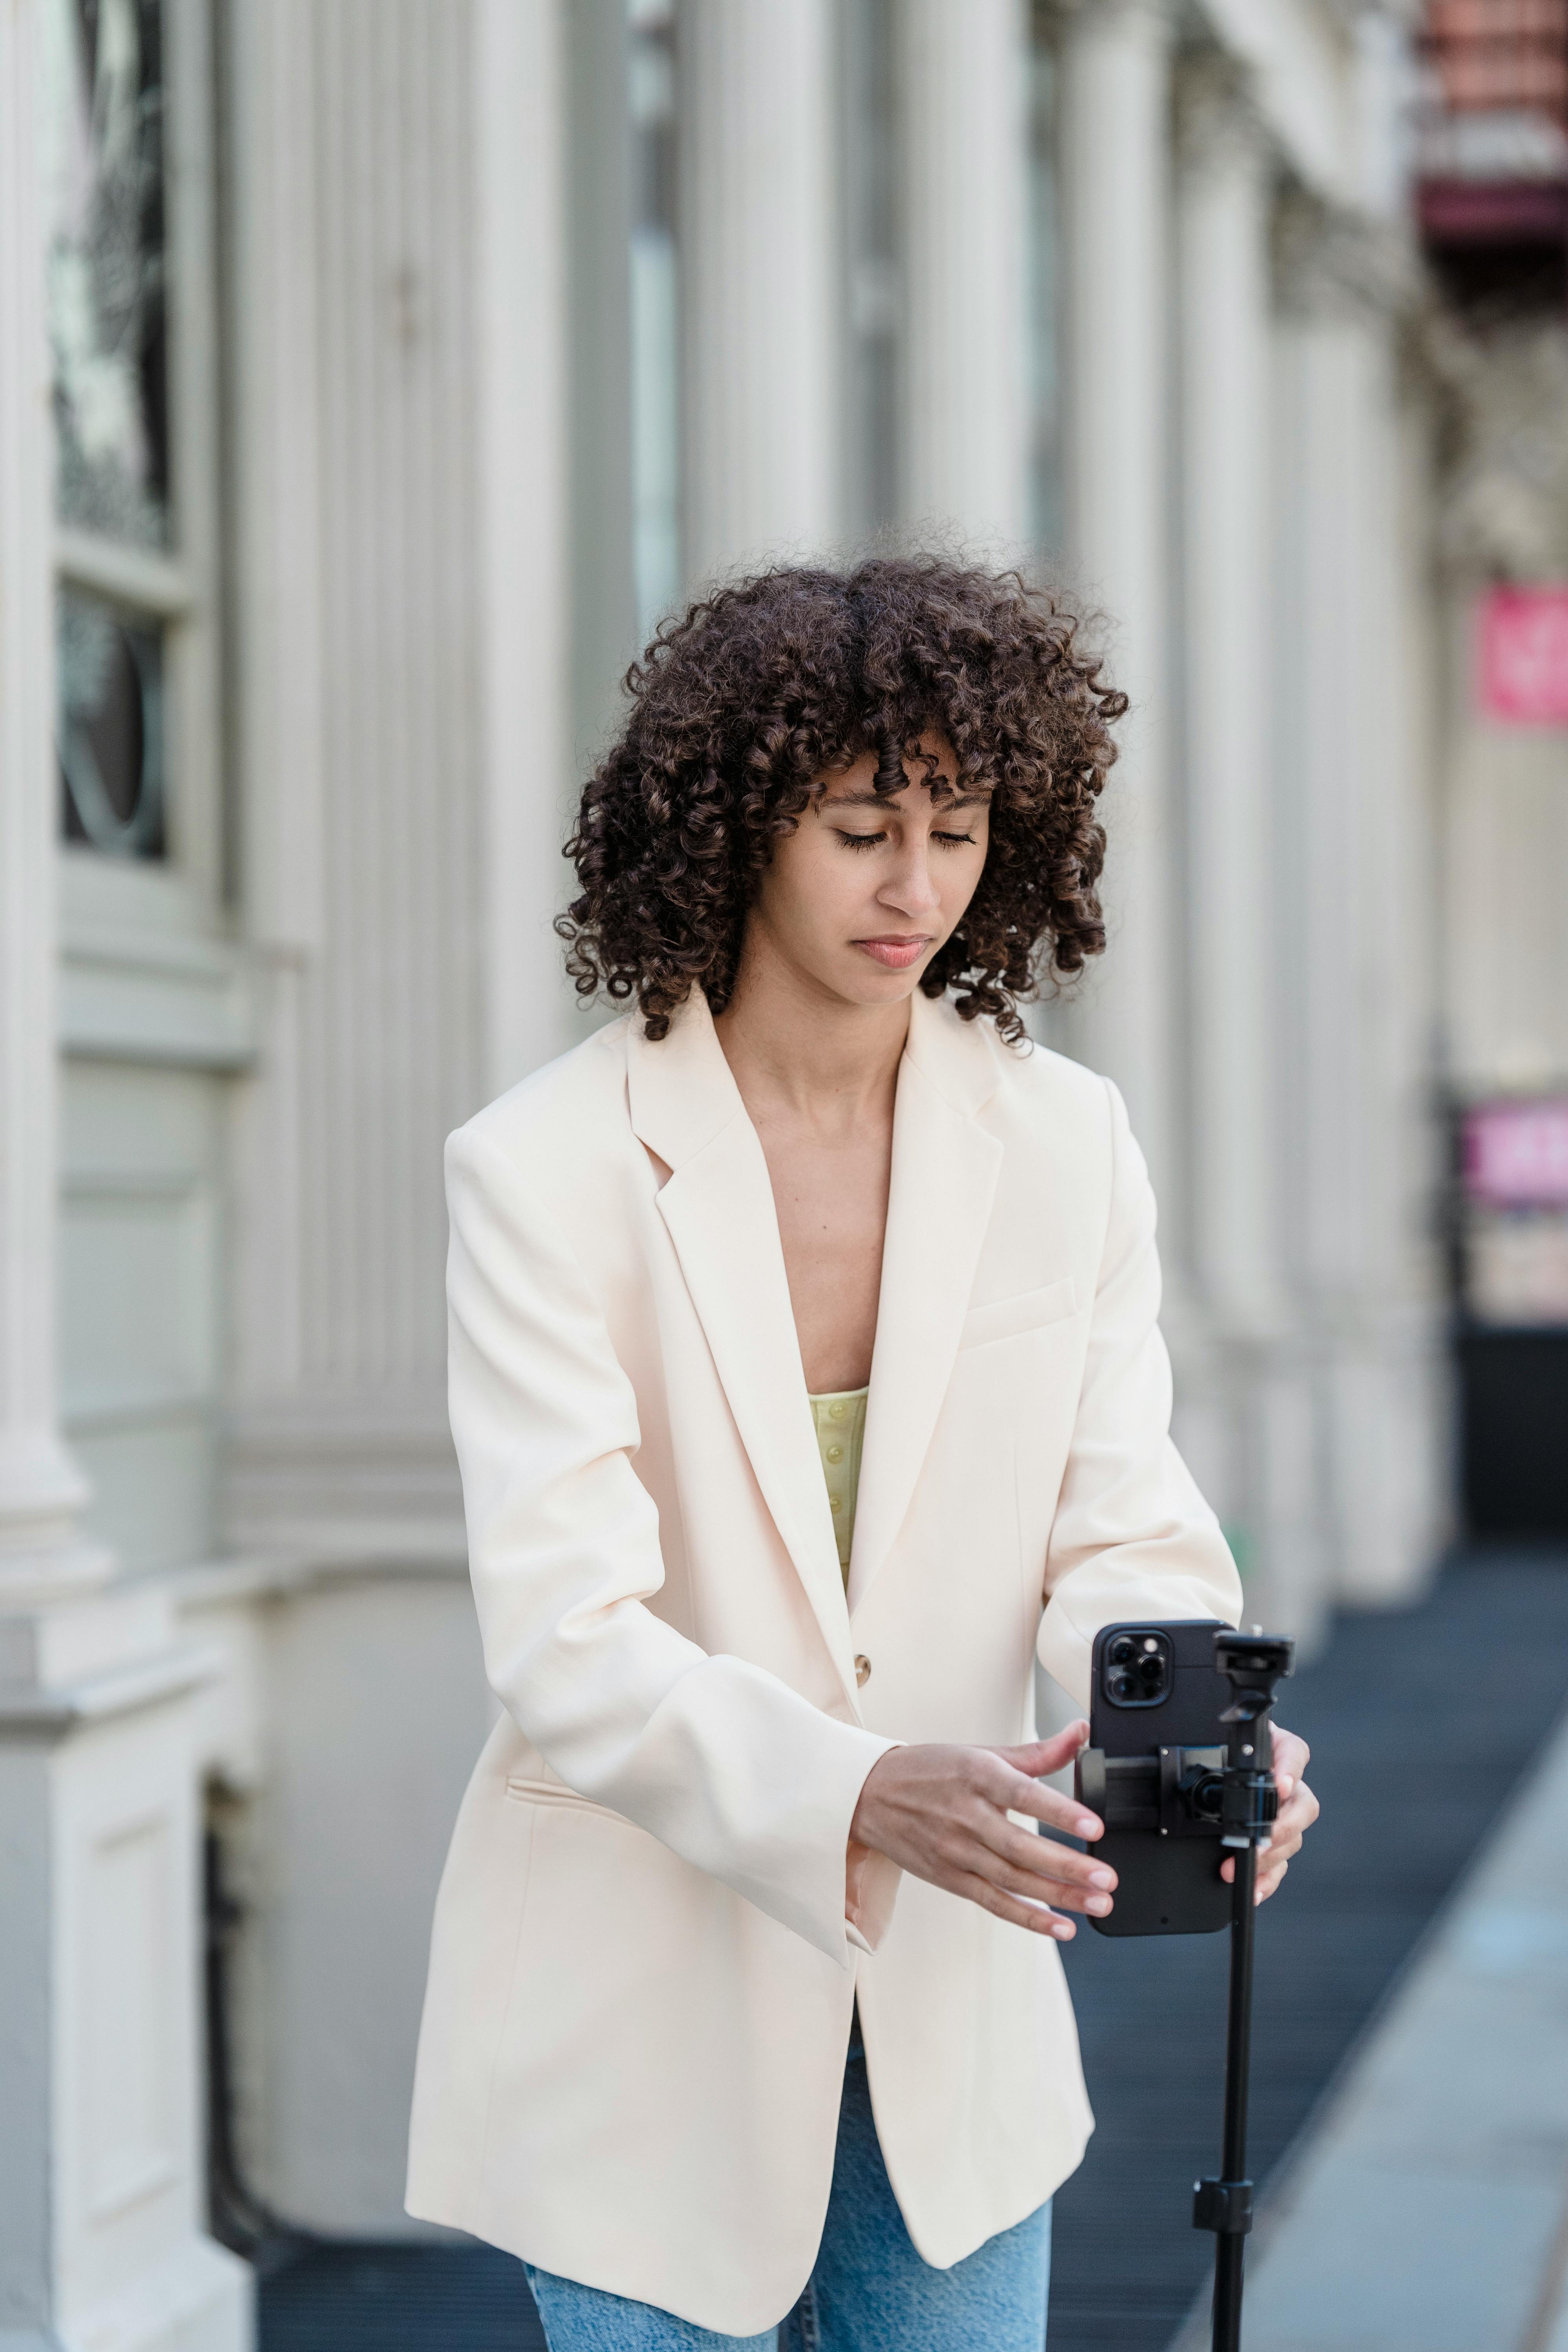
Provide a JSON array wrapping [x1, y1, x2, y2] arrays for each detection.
[[1192, 1632, 1295, 2352]]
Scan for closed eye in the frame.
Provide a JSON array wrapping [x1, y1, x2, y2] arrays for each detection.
[[834, 828, 978, 852]]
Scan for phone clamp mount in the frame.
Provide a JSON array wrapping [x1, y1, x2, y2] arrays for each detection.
[[1193, 1629, 1295, 2352]]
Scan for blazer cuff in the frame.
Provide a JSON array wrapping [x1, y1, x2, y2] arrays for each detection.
[[845, 1840, 902, 1953]]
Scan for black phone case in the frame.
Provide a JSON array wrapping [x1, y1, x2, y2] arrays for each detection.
[[1080, 1618, 1234, 1937]]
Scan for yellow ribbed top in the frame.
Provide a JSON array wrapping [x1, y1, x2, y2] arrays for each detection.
[[807, 1386, 869, 1590]]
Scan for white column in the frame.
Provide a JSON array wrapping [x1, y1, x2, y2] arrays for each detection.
[[1273, 205, 1441, 1608], [220, 0, 572, 2238], [1178, 69, 1277, 1336], [896, 0, 1030, 548], [677, 0, 840, 583], [0, 19, 249, 2344], [474, 0, 576, 1096], [0, 0, 95, 1593], [1175, 67, 1321, 1634], [1056, 0, 1176, 1200]]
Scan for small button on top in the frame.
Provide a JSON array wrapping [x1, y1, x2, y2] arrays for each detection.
[[826, 1443, 844, 1464], [828, 1400, 848, 1422], [855, 1653, 871, 1686]]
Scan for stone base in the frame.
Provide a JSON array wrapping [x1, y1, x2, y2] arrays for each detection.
[[52, 2237, 252, 2352]]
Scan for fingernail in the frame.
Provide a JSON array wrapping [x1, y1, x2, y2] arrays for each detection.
[[1087, 1894, 1112, 1915], [1089, 1867, 1115, 1889], [1051, 1920, 1074, 1938], [1279, 1775, 1293, 1797], [1076, 1817, 1101, 1839]]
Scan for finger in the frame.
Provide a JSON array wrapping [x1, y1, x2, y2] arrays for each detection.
[[972, 1840, 1116, 1915], [1288, 1778, 1320, 1830], [1272, 1725, 1310, 1780], [982, 1816, 1117, 1897], [982, 1759, 1103, 1844], [981, 1853, 1115, 1918], [957, 1871, 1076, 1940], [1269, 1786, 1317, 1849], [993, 1724, 1090, 1781], [1256, 1857, 1289, 1904], [1220, 1842, 1275, 1884]]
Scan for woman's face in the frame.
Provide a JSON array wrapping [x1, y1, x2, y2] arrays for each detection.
[[742, 733, 991, 1012]]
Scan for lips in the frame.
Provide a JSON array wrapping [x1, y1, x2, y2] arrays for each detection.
[[854, 936, 932, 970]]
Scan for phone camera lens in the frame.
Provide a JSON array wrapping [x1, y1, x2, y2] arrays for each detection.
[[1108, 1636, 1136, 1668], [1138, 1654, 1165, 1693], [1107, 1668, 1135, 1703]]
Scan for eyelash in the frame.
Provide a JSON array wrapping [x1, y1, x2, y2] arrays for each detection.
[[836, 830, 977, 853]]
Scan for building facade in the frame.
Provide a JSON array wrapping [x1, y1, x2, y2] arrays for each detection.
[[0, 3, 1451, 2345]]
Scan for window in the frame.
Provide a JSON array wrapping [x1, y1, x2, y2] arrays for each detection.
[[629, 0, 681, 641], [42, 0, 219, 890], [1027, 11, 1063, 556], [43, 0, 231, 1579], [842, 0, 899, 541]]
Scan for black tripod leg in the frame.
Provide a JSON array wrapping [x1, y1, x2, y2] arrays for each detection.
[[1195, 1840, 1258, 2352]]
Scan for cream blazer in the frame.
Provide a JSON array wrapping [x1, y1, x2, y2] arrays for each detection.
[[406, 989, 1241, 2334]]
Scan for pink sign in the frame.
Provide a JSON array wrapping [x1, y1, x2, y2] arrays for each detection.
[[1465, 1099, 1568, 1208], [1478, 586, 1568, 726]]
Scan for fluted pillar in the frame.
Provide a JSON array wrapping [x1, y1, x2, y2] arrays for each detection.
[[1056, 0, 1176, 1201], [896, 0, 1030, 547], [1173, 69, 1322, 1630], [1273, 204, 1441, 1606], [677, 0, 840, 582], [219, 1, 572, 2234], [0, 0, 96, 1594], [474, 0, 577, 1096], [228, 0, 578, 1555]]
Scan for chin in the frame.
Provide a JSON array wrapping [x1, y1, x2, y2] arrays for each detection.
[[834, 962, 926, 1005]]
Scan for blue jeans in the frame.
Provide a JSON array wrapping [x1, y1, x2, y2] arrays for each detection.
[[524, 2037, 1051, 2351]]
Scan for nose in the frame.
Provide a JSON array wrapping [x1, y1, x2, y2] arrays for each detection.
[[879, 840, 942, 920]]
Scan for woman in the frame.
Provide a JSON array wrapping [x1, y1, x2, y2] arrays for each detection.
[[406, 559, 1318, 2349]]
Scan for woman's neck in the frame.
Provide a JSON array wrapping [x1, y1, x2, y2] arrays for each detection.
[[714, 940, 909, 1129]]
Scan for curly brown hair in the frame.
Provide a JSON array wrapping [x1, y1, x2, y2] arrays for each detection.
[[557, 555, 1125, 1045]]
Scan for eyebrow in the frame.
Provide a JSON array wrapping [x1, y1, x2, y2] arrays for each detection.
[[821, 788, 990, 811]]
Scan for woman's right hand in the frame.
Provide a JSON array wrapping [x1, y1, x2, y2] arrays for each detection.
[[848, 1721, 1114, 1940]]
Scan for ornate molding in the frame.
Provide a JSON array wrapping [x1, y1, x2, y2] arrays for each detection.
[[1174, 46, 1270, 179], [1273, 187, 1421, 325], [1037, 0, 1176, 33]]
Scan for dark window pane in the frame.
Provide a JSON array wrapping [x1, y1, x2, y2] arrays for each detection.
[[628, 0, 680, 635], [58, 586, 166, 859], [44, 0, 170, 547]]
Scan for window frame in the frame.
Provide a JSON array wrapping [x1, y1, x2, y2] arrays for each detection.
[[54, 0, 226, 943]]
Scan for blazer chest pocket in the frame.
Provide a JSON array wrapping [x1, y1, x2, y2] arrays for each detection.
[[958, 1276, 1079, 1353]]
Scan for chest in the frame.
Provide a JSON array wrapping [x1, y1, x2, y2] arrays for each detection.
[[753, 1118, 892, 1394]]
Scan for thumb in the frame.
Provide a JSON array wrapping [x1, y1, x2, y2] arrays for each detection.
[[996, 1721, 1090, 1779]]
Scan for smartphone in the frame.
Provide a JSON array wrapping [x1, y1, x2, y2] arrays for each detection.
[[1076, 1619, 1234, 1938]]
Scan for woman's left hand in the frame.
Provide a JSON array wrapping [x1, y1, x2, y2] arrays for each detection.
[[1220, 1723, 1319, 1904]]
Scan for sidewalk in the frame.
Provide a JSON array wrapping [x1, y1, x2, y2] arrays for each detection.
[[1174, 1686, 1568, 2352], [1049, 1552, 1568, 2351]]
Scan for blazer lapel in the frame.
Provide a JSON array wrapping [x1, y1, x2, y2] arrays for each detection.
[[847, 997, 1004, 1614], [626, 999, 858, 1705]]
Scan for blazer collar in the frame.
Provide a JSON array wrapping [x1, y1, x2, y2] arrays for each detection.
[[847, 995, 1004, 1611], [625, 991, 1009, 1665], [628, 995, 859, 1704]]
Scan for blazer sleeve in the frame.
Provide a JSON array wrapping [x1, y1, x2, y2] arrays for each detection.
[[445, 1122, 897, 1970], [1036, 1078, 1244, 1707]]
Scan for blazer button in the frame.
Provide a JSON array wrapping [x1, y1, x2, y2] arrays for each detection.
[[855, 1654, 871, 1686]]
